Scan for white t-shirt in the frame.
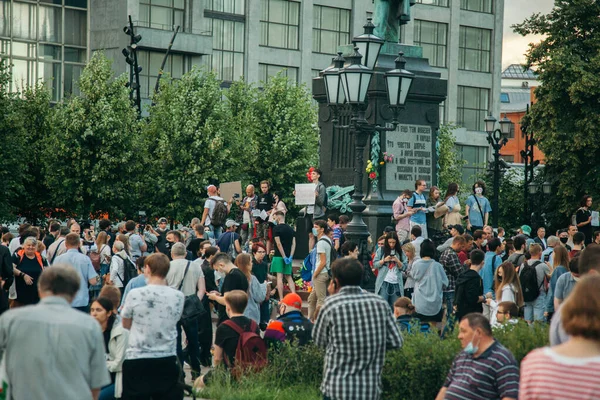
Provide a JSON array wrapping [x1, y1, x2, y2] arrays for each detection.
[[121, 284, 184, 360], [204, 196, 226, 225], [166, 259, 205, 296], [384, 250, 399, 284], [316, 236, 333, 275]]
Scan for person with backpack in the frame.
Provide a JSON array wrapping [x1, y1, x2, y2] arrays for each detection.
[[307, 220, 335, 321], [195, 290, 266, 389], [200, 184, 229, 241], [519, 243, 550, 323], [264, 293, 313, 346], [88, 231, 112, 302], [108, 241, 136, 295], [394, 296, 431, 334], [216, 220, 242, 261], [11, 236, 47, 307], [464, 180, 491, 234], [165, 242, 205, 380], [306, 168, 328, 251], [407, 179, 429, 239], [53, 233, 99, 312]]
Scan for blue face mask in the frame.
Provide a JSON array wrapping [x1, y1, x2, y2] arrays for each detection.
[[312, 228, 319, 236], [464, 335, 480, 355]]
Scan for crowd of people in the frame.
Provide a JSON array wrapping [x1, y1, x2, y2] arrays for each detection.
[[0, 175, 599, 400]]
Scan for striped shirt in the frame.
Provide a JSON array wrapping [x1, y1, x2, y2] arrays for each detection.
[[520, 347, 600, 399], [313, 286, 403, 400], [444, 340, 519, 399]]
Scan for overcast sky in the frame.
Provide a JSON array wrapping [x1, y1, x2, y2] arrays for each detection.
[[502, 0, 554, 68]]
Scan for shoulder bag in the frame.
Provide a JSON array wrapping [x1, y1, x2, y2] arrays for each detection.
[[179, 261, 207, 325], [470, 195, 486, 226]]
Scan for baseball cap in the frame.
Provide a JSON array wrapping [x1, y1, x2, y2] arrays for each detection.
[[158, 217, 167, 224], [281, 293, 302, 309], [449, 224, 464, 235], [225, 219, 239, 228]]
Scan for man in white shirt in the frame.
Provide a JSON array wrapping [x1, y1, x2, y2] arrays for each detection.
[[121, 253, 185, 399], [166, 243, 206, 379], [200, 185, 228, 240]]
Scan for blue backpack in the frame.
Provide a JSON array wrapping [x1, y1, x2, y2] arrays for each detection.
[[300, 247, 317, 282]]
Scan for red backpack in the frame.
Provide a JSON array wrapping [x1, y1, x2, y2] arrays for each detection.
[[222, 319, 268, 379]]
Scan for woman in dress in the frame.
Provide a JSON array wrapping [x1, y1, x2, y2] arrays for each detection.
[[443, 183, 462, 227]]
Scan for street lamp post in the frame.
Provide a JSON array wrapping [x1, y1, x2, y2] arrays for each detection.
[[321, 19, 414, 290], [520, 104, 539, 224], [528, 181, 552, 227], [484, 113, 512, 229]]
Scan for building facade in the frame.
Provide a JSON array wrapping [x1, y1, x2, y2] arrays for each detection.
[[2, 0, 505, 185]]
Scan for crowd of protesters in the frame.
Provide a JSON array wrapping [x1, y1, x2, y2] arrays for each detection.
[[0, 175, 599, 400]]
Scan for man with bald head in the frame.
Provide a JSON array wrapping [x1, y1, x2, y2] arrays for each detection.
[[201, 185, 227, 240], [240, 185, 257, 249]]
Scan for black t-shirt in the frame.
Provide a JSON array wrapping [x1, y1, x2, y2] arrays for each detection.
[[252, 260, 268, 283], [218, 268, 250, 323], [43, 235, 55, 249], [155, 229, 169, 254], [576, 208, 593, 243], [215, 316, 258, 368], [201, 260, 219, 294], [256, 193, 275, 222], [188, 238, 203, 260], [273, 224, 295, 257], [12, 253, 47, 305]]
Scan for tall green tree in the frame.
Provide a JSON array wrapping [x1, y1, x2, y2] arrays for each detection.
[[437, 123, 466, 191], [44, 52, 141, 219], [0, 61, 26, 221], [250, 74, 319, 199], [513, 0, 600, 217], [141, 67, 245, 222]]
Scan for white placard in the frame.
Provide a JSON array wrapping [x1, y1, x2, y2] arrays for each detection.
[[592, 211, 599, 227], [295, 183, 317, 205]]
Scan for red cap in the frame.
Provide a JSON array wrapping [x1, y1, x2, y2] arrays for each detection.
[[281, 293, 302, 309]]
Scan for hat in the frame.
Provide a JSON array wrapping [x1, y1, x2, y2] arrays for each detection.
[[281, 293, 303, 309], [520, 225, 532, 236], [158, 217, 167, 224], [449, 224, 464, 235], [225, 219, 239, 228]]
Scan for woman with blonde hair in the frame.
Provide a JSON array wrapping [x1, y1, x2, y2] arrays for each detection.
[[545, 245, 570, 319], [235, 253, 266, 324], [89, 231, 113, 301], [520, 275, 600, 399], [402, 242, 416, 299], [487, 261, 523, 326], [116, 233, 131, 256], [443, 182, 462, 227]]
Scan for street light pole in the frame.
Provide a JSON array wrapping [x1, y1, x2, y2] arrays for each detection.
[[484, 113, 512, 228], [519, 104, 539, 224], [320, 19, 414, 290]]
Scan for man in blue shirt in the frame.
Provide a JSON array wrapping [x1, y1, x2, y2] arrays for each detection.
[[407, 179, 429, 239], [480, 238, 503, 320], [53, 233, 99, 312]]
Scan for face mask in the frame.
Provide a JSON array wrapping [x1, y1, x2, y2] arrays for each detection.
[[497, 275, 503, 282], [273, 220, 278, 226], [560, 237, 568, 244], [312, 228, 319, 236], [402, 198, 408, 203], [475, 188, 483, 195], [464, 335, 480, 355], [481, 239, 488, 247]]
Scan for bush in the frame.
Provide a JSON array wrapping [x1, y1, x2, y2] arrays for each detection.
[[196, 321, 549, 400]]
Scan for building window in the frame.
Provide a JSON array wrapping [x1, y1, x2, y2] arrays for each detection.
[[137, 50, 186, 99], [501, 154, 514, 163], [461, 0, 493, 13], [459, 26, 491, 72], [12, 2, 36, 40], [258, 63, 298, 84], [313, 5, 351, 55], [416, 0, 449, 6], [205, 0, 245, 15], [64, 8, 87, 46], [260, 0, 299, 50], [211, 18, 244, 82], [139, 0, 184, 31], [500, 92, 509, 103], [456, 144, 488, 183], [414, 20, 447, 68], [457, 86, 489, 131]]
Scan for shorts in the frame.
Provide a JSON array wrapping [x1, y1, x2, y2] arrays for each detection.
[[270, 256, 292, 275]]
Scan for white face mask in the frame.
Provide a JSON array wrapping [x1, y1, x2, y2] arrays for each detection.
[[475, 187, 483, 195]]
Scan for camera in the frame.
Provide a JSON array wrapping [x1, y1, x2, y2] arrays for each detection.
[[138, 210, 147, 233], [233, 193, 240, 199]]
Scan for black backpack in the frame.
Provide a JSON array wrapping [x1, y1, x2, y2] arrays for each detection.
[[521, 260, 543, 303], [210, 198, 228, 227], [116, 255, 138, 287]]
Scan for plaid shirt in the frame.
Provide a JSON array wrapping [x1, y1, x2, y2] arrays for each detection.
[[313, 286, 403, 400], [440, 247, 464, 292]]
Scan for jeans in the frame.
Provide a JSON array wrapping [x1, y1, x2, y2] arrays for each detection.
[[209, 224, 223, 241], [176, 318, 201, 374], [443, 291, 455, 315], [524, 291, 547, 322], [122, 356, 182, 400], [379, 281, 403, 310], [99, 384, 115, 400]]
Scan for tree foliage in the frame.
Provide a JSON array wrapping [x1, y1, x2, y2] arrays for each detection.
[[513, 0, 600, 216], [43, 52, 141, 219], [437, 123, 466, 191]]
